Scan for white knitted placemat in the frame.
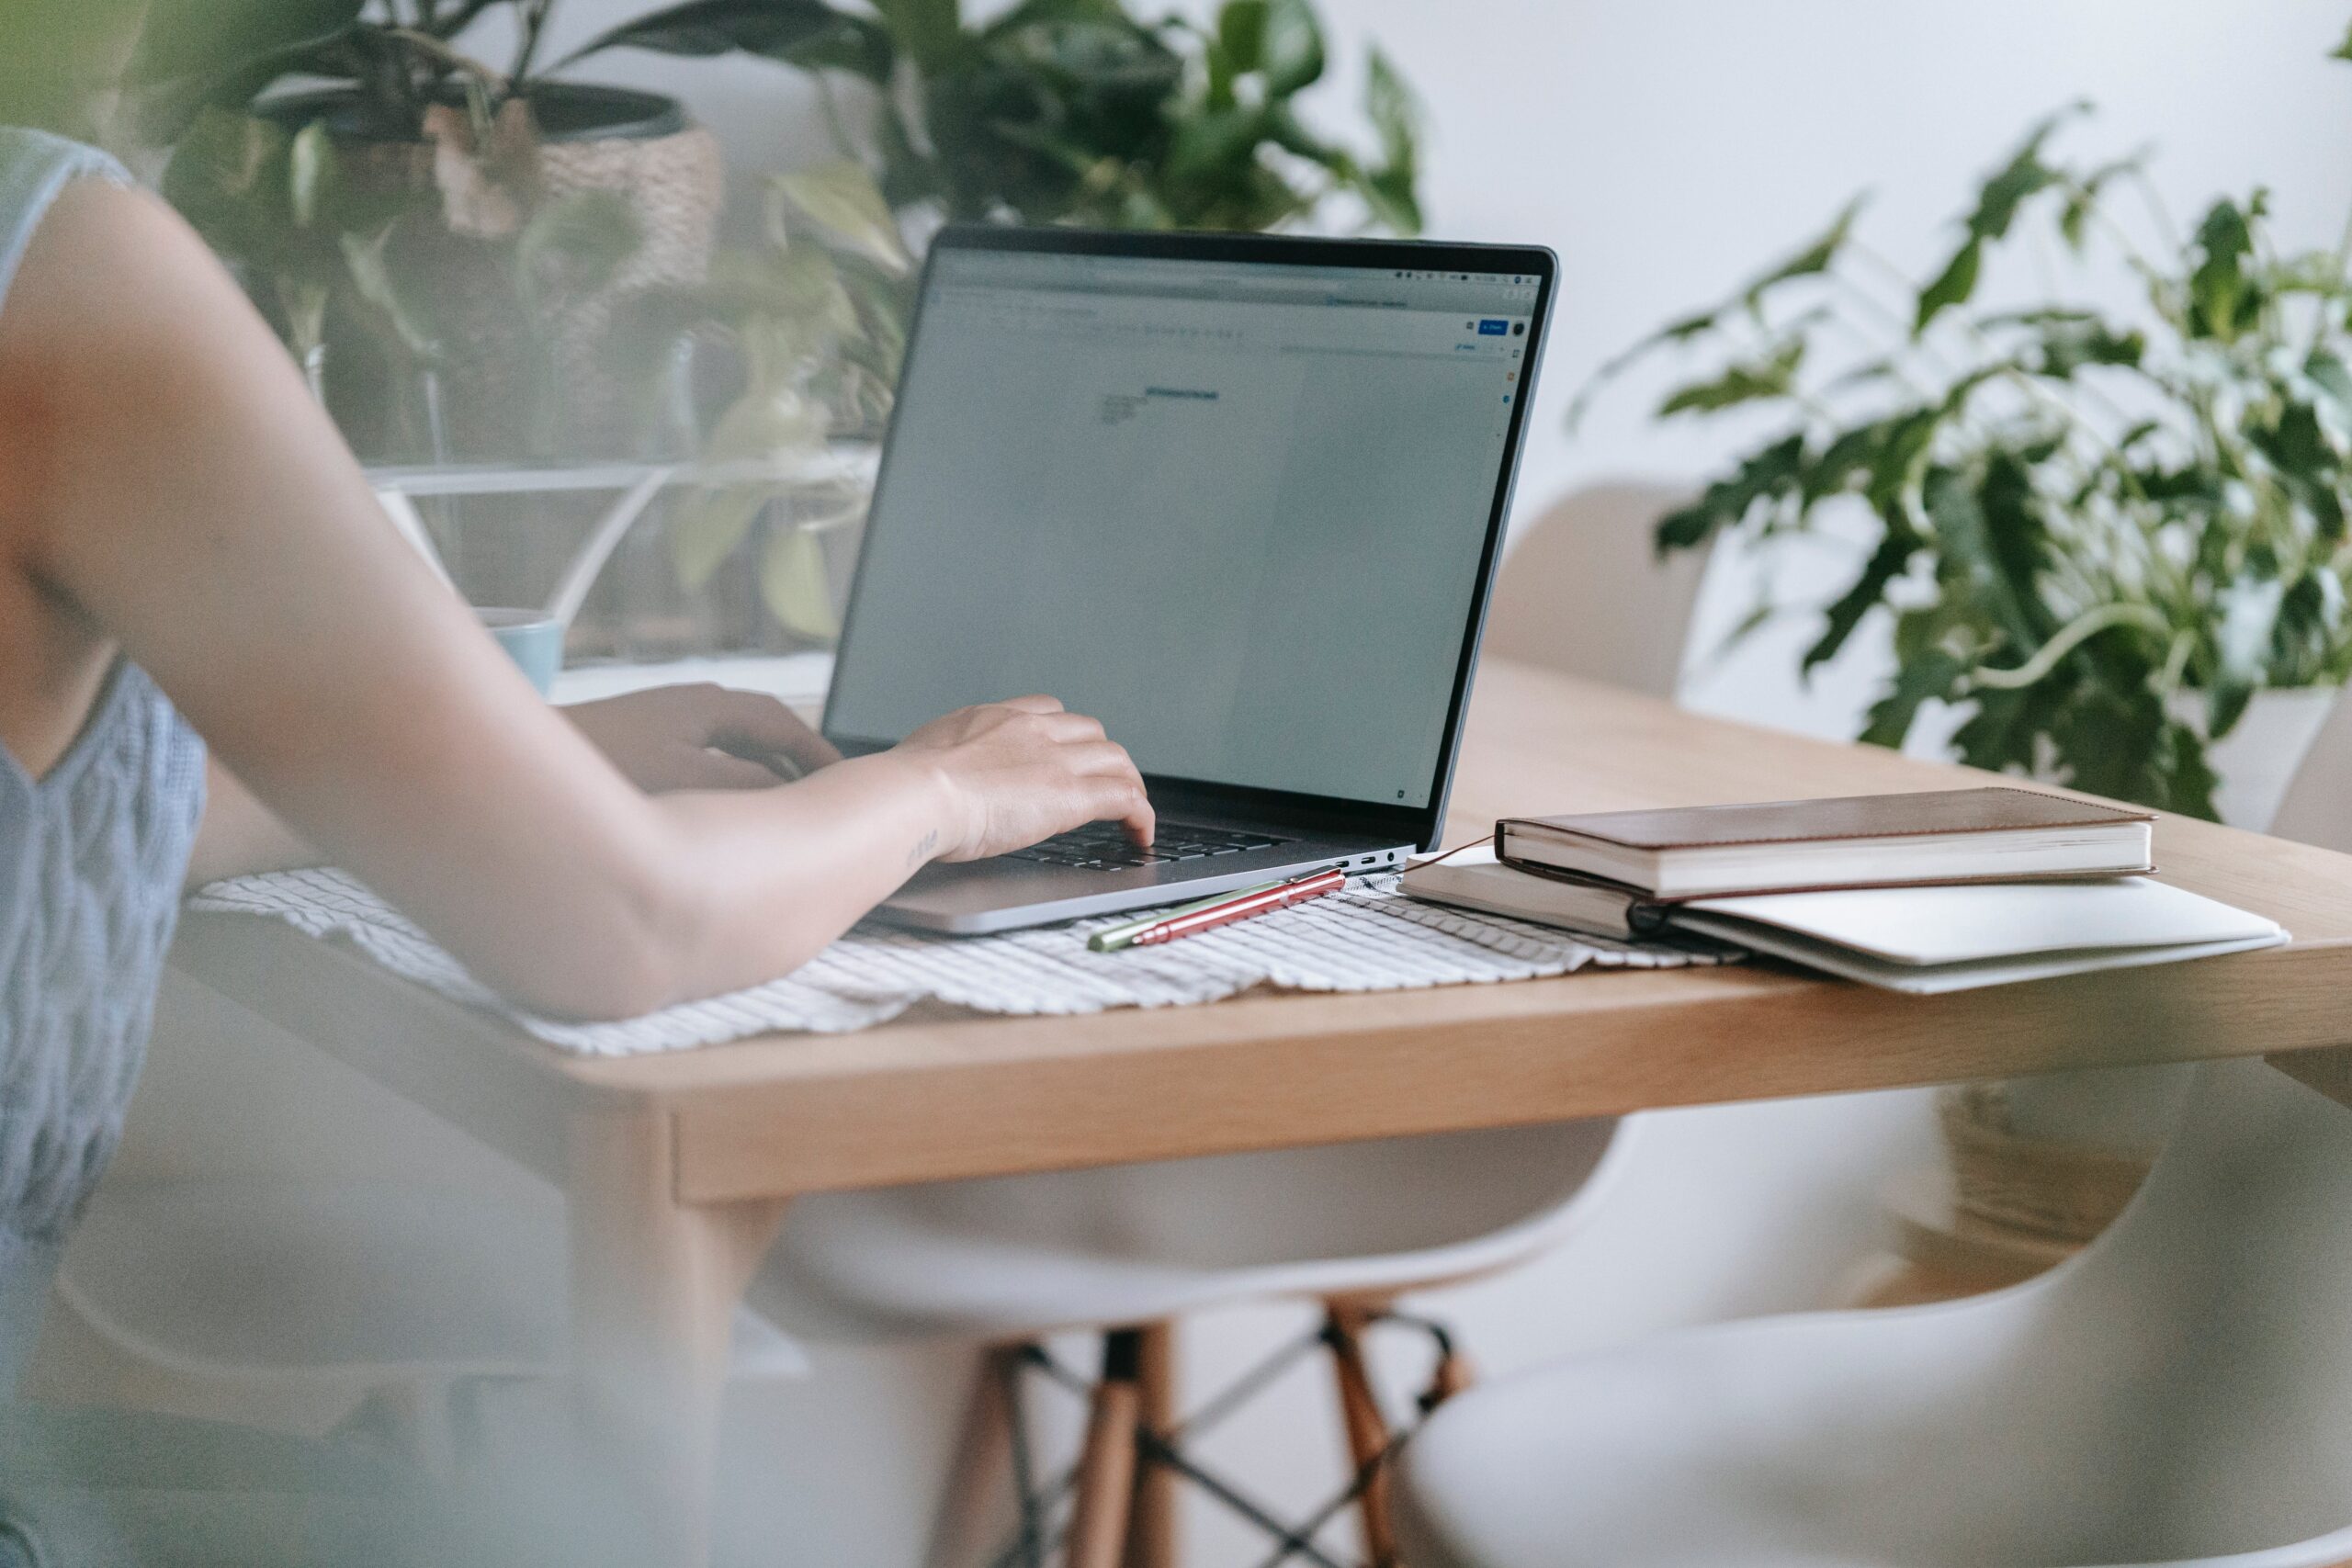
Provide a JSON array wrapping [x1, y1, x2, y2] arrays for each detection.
[[188, 868, 1739, 1056]]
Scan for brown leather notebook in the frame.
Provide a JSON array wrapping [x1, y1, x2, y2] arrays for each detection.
[[1497, 786, 2155, 900]]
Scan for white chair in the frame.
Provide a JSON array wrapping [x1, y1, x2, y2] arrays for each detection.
[[55, 484, 1706, 1564], [1479, 481, 1711, 701], [2268, 687, 2352, 855], [1395, 1056, 2352, 1568], [51, 1123, 1627, 1565], [44, 1179, 806, 1475]]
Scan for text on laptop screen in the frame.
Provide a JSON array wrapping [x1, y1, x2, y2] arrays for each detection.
[[827, 247, 1537, 809]]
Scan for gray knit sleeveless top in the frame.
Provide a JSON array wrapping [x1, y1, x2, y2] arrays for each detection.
[[0, 130, 208, 1391]]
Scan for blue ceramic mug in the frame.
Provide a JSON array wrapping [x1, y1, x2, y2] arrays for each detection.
[[477, 607, 563, 696]]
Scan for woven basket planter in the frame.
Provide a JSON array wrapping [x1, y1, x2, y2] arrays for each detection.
[[269, 85, 723, 461]]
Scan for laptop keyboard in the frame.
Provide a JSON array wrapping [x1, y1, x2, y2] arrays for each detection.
[[1003, 820, 1292, 871]]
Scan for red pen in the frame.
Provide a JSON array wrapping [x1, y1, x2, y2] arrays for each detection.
[[1121, 866, 1349, 948]]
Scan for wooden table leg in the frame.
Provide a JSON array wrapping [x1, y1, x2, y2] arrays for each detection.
[[1326, 1305, 1397, 1568], [565, 1101, 789, 1568], [1125, 1322, 1180, 1568], [926, 1347, 1018, 1568]]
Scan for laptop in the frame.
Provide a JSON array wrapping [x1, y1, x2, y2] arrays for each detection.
[[823, 226, 1557, 934]]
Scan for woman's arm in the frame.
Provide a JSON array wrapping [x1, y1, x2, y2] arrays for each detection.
[[186, 683, 842, 889], [6, 181, 1150, 1019]]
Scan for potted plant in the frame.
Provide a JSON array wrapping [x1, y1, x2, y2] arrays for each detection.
[[607, 158, 916, 648], [135, 0, 727, 460], [1600, 53, 2352, 1293], [1585, 104, 2352, 827], [567, 0, 1425, 647], [571, 0, 1423, 234]]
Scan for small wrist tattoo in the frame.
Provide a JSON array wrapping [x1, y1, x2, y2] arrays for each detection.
[[908, 829, 939, 866]]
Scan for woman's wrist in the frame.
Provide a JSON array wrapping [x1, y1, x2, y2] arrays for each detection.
[[850, 750, 969, 867]]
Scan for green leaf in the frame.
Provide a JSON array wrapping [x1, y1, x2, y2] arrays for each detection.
[[2187, 196, 2261, 341], [129, 0, 363, 85], [2334, 18, 2352, 61], [1860, 647, 1968, 749], [339, 224, 444, 361], [2273, 568, 2347, 685], [2056, 695, 2219, 818], [1800, 407, 1934, 507], [2206, 679, 2254, 742], [516, 190, 644, 303], [1912, 106, 2086, 334], [1164, 105, 1269, 186], [1974, 453, 2056, 640], [1260, 0, 1326, 95], [1804, 517, 1918, 672], [287, 121, 338, 231], [161, 108, 294, 256], [873, 0, 965, 70], [1656, 338, 1804, 418], [1655, 434, 1808, 555], [125, 0, 364, 140], [1203, 36, 1239, 110], [1950, 676, 2063, 784], [1924, 461, 2042, 652], [1966, 120, 2068, 241], [670, 485, 772, 592], [774, 163, 909, 273], [275, 276, 333, 358], [2056, 152, 2143, 252], [1658, 309, 1715, 342], [1356, 48, 1423, 233], [1860, 408, 1940, 512], [761, 523, 842, 640], [1217, 0, 1269, 73], [566, 0, 895, 81], [1914, 238, 1982, 335], [1741, 196, 1865, 309], [2025, 314, 2144, 378]]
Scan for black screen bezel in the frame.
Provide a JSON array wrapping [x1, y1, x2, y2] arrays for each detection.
[[822, 224, 1559, 852]]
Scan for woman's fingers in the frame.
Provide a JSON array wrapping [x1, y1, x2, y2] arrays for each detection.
[[696, 687, 841, 775], [1095, 777, 1155, 843], [1052, 741, 1150, 842], [687, 750, 805, 791], [998, 694, 1067, 714], [1036, 710, 1108, 743], [1058, 739, 1143, 778]]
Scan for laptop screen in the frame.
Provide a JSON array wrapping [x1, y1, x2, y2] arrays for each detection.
[[826, 237, 1544, 813]]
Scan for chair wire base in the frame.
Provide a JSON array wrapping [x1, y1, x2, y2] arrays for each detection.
[[983, 1308, 1462, 1568]]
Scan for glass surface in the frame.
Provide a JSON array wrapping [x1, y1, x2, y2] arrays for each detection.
[[827, 248, 1534, 809]]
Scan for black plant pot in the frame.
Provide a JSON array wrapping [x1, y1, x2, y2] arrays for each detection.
[[257, 81, 688, 145]]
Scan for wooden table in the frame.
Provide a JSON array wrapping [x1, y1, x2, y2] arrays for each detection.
[[164, 660, 2352, 1562]]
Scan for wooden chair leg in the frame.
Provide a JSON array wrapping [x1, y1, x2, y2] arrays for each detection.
[[925, 1346, 1020, 1568], [1325, 1305, 1398, 1568], [1123, 1322, 1179, 1568], [1066, 1330, 1143, 1568]]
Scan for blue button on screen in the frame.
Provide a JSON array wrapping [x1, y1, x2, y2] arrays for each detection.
[[1477, 319, 1508, 335]]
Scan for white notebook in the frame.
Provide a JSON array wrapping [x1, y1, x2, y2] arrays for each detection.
[[1672, 879, 2285, 994]]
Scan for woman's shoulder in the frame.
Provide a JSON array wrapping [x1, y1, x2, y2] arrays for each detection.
[[0, 128, 130, 309]]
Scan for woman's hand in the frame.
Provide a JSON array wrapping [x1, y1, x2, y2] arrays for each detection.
[[891, 695, 1154, 862], [564, 685, 840, 795]]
